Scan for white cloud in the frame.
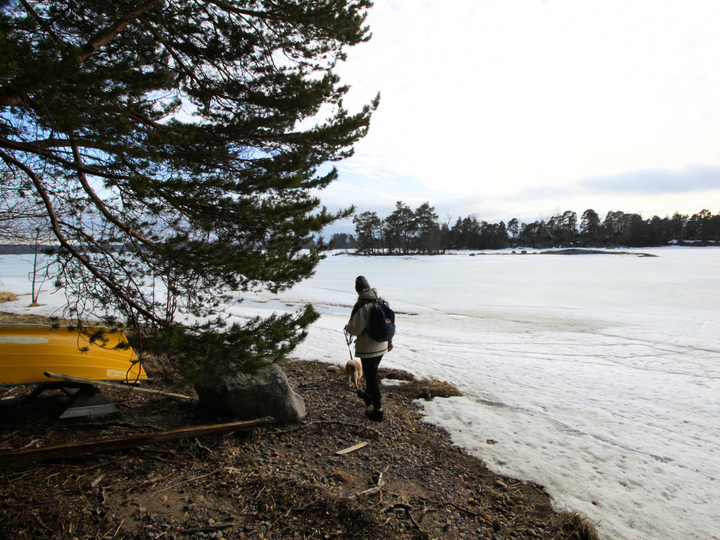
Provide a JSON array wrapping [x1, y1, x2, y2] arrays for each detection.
[[326, 0, 720, 215]]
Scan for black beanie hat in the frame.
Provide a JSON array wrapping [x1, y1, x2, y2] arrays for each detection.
[[355, 275, 370, 293]]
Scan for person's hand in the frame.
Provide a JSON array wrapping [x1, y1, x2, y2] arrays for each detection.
[[388, 342, 394, 351]]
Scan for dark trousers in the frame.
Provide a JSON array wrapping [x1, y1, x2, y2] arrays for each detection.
[[361, 355, 383, 409]]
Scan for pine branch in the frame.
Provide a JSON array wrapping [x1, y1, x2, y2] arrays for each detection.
[[78, 0, 164, 61], [0, 138, 127, 181], [70, 135, 155, 247], [0, 148, 166, 327], [18, 0, 66, 50]]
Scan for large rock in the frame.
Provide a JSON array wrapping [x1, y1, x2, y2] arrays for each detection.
[[194, 361, 305, 423]]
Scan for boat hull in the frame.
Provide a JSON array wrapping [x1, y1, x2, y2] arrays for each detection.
[[0, 326, 148, 386]]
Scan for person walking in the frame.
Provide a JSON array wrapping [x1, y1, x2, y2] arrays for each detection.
[[344, 276, 393, 422]]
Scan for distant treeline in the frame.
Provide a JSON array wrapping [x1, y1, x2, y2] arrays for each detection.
[[0, 245, 129, 255], [331, 202, 720, 254], [0, 244, 58, 255]]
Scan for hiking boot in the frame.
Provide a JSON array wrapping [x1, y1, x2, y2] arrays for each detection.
[[357, 389, 372, 407], [365, 409, 384, 422]]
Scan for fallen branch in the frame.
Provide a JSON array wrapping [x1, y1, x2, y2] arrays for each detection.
[[44, 371, 192, 400], [0, 418, 274, 465], [34, 516, 53, 532], [194, 438, 213, 454], [112, 520, 124, 538], [336, 441, 368, 455], [382, 503, 423, 531], [356, 465, 389, 498]]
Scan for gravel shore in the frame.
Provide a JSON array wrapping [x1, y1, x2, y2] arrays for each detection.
[[0, 309, 594, 539]]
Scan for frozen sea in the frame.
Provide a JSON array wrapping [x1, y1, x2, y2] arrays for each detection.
[[1, 247, 718, 540]]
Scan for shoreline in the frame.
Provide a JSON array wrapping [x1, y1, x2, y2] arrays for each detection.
[[0, 309, 596, 539]]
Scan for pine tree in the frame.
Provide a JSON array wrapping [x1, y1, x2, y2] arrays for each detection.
[[414, 202, 438, 254], [507, 218, 519, 240], [385, 201, 415, 254], [0, 0, 378, 381], [580, 209, 601, 240], [352, 210, 382, 253]]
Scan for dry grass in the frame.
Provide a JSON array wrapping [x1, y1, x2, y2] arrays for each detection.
[[381, 368, 416, 381], [377, 368, 463, 402], [413, 376, 463, 400], [0, 292, 18, 303], [0, 310, 61, 325], [551, 511, 600, 540]]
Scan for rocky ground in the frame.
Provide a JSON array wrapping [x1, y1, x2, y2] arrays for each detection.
[[0, 310, 597, 540]]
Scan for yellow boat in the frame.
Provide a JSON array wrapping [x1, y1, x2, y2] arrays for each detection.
[[0, 325, 149, 386]]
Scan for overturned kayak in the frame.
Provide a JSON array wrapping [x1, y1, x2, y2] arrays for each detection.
[[0, 325, 148, 386]]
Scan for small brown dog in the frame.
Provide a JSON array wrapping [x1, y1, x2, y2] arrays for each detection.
[[345, 359, 363, 390]]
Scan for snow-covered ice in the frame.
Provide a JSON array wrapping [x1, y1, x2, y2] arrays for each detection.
[[1, 247, 718, 540]]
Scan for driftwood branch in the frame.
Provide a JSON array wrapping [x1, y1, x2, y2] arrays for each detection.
[[335, 441, 368, 455], [44, 371, 192, 400], [356, 465, 390, 498], [0, 418, 274, 465]]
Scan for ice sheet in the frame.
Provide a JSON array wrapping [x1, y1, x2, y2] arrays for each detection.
[[1, 247, 718, 540]]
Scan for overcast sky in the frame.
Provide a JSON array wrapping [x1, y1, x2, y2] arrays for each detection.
[[313, 0, 720, 233]]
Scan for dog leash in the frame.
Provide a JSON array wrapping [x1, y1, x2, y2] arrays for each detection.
[[343, 329, 354, 362]]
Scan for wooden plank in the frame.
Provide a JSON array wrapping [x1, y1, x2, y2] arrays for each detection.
[[336, 441, 368, 455], [44, 371, 192, 400], [0, 417, 274, 465]]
